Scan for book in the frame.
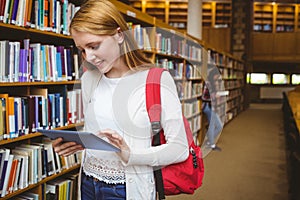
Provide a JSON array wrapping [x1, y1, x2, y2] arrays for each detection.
[[42, 141, 56, 176], [1, 154, 13, 197], [14, 147, 34, 185], [6, 156, 18, 194], [0, 149, 7, 183], [0, 148, 10, 194], [0, 94, 9, 140], [13, 41, 20, 82], [8, 41, 15, 82], [0, 40, 9, 82], [2, 0, 10, 23], [0, 99, 4, 140], [11, 154, 24, 191], [10, 0, 19, 24], [8, 96, 15, 139], [20, 144, 43, 182], [0, 0, 7, 22], [10, 149, 29, 189], [27, 95, 36, 133]]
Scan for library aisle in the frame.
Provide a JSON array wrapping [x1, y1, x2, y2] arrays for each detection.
[[168, 103, 289, 200]]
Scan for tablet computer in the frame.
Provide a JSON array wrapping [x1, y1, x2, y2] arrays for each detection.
[[37, 129, 120, 152]]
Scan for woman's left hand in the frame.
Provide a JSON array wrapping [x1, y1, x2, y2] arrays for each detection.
[[97, 129, 130, 163]]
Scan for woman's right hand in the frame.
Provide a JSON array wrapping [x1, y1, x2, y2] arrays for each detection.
[[52, 137, 84, 156]]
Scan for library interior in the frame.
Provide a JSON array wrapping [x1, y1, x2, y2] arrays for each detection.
[[0, 0, 300, 199]]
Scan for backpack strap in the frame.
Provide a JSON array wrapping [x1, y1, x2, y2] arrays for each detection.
[[146, 67, 165, 140], [146, 67, 166, 200]]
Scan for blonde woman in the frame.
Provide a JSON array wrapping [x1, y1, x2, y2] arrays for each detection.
[[52, 0, 188, 199]]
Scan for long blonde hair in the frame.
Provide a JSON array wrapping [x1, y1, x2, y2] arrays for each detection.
[[70, 0, 152, 71]]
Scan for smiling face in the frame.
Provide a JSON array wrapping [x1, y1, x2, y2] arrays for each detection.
[[72, 30, 129, 78]]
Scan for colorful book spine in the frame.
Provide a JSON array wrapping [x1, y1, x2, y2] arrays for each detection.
[[7, 97, 15, 139]]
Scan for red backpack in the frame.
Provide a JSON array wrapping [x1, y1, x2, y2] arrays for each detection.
[[146, 67, 204, 199]]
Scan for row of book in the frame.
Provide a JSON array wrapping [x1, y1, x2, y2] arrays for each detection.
[[45, 172, 79, 200], [219, 68, 244, 80], [155, 58, 184, 79], [207, 50, 244, 70], [183, 99, 201, 118], [188, 114, 201, 136], [155, 31, 202, 62], [0, 138, 82, 197], [155, 58, 202, 80], [127, 23, 202, 61], [3, 171, 79, 199], [181, 81, 203, 100], [175, 81, 202, 103], [0, 39, 80, 83], [0, 88, 83, 140], [0, 0, 79, 35], [186, 64, 202, 79], [127, 23, 151, 51], [224, 79, 244, 90]]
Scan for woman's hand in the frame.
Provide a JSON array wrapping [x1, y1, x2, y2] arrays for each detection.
[[52, 137, 84, 156], [97, 129, 130, 163]]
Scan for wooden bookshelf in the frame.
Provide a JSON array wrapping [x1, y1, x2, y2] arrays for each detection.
[[130, 0, 232, 30], [253, 2, 274, 32], [276, 4, 295, 32], [206, 47, 245, 124], [168, 1, 188, 29], [202, 2, 214, 27], [215, 2, 232, 28], [0, 0, 84, 198], [251, 2, 300, 62], [203, 1, 232, 28], [253, 2, 300, 33]]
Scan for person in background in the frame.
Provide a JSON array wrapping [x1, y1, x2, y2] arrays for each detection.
[[202, 68, 223, 151], [52, 0, 189, 199]]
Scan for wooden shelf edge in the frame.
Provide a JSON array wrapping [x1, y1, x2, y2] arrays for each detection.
[[0, 123, 84, 145], [0, 22, 72, 40], [0, 80, 81, 87]]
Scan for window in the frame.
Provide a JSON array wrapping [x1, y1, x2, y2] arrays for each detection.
[[291, 74, 300, 85], [248, 73, 270, 84], [272, 73, 289, 84], [246, 73, 250, 83]]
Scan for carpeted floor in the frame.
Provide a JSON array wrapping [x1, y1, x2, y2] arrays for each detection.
[[167, 103, 289, 200]]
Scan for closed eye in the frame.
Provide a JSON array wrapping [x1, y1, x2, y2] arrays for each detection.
[[89, 43, 101, 50]]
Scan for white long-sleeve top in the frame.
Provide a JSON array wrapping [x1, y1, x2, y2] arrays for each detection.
[[80, 68, 188, 200]]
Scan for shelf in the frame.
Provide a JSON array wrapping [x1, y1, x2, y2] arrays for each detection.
[[0, 123, 84, 145], [2, 164, 80, 200], [0, 80, 81, 87], [0, 23, 73, 40], [253, 2, 300, 33]]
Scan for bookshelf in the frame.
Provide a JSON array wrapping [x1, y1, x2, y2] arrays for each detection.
[[202, 2, 214, 27], [276, 4, 295, 32], [253, 2, 298, 33], [168, 1, 188, 29], [206, 47, 245, 124], [129, 0, 232, 52], [251, 2, 300, 62], [215, 2, 231, 28], [0, 0, 83, 199], [202, 1, 232, 28], [253, 2, 274, 32], [129, 0, 232, 30]]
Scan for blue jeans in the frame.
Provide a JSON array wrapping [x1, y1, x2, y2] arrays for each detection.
[[202, 102, 223, 145], [81, 173, 126, 200]]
